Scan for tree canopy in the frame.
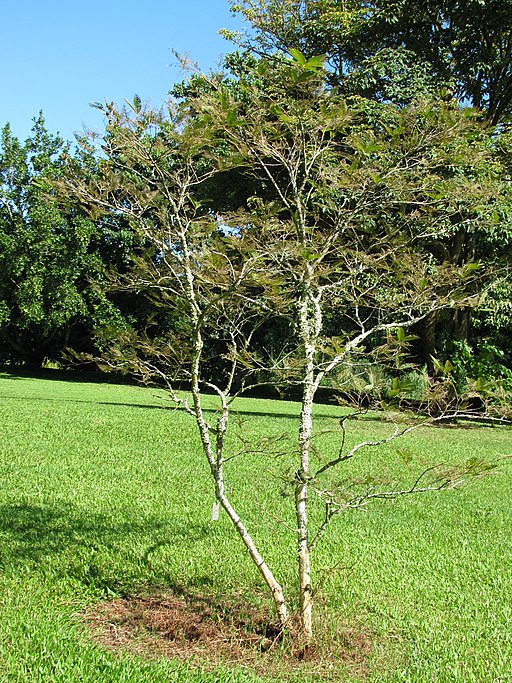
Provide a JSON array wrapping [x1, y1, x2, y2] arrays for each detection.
[[228, 0, 512, 122], [55, 53, 511, 640]]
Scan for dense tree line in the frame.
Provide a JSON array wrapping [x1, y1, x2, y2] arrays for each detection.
[[1, 0, 511, 405], [0, 116, 138, 367]]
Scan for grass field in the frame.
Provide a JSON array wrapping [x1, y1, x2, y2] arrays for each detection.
[[0, 370, 510, 682]]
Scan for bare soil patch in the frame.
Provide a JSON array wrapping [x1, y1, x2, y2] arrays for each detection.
[[84, 590, 374, 680]]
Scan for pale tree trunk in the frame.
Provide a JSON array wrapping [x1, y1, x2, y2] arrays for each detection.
[[189, 328, 289, 629], [183, 239, 289, 630], [218, 487, 289, 627], [296, 382, 314, 642], [295, 281, 318, 643]]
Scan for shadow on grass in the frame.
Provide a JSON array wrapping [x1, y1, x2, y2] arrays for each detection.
[[0, 367, 139, 386], [0, 368, 355, 418], [0, 503, 211, 583], [0, 391, 366, 421], [2, 369, 417, 422], [0, 393, 170, 411]]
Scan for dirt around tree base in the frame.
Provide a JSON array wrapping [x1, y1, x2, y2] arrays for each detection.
[[84, 590, 374, 680]]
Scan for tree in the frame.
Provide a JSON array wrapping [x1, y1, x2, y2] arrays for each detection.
[[227, 1, 512, 379], [0, 115, 128, 367], [228, 0, 512, 123], [61, 58, 504, 645]]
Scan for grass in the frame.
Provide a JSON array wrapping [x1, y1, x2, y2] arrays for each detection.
[[0, 370, 511, 681]]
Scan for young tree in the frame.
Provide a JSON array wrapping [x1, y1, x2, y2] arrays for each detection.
[[61, 58, 505, 645]]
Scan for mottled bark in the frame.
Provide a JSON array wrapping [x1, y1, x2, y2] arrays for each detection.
[[295, 281, 319, 642]]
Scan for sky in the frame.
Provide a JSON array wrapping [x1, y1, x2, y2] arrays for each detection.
[[1, 0, 245, 143]]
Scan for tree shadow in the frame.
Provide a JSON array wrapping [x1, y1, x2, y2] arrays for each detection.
[[0, 502, 211, 573], [0, 388, 338, 420], [1, 368, 391, 421], [0, 393, 169, 411], [7, 367, 492, 426], [0, 367, 139, 386]]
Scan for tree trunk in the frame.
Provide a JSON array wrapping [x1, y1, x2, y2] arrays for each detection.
[[452, 307, 470, 342], [422, 312, 437, 374], [191, 366, 289, 629], [218, 490, 289, 629], [296, 287, 316, 644], [295, 472, 313, 642], [182, 238, 290, 631]]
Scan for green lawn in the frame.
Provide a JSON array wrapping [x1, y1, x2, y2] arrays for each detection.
[[0, 371, 511, 682]]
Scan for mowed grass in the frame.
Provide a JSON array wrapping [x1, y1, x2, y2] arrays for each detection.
[[0, 371, 511, 682]]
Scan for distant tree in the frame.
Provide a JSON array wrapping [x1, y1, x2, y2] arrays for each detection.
[[226, 1, 512, 376], [0, 115, 128, 367], [228, 0, 512, 123], [61, 58, 504, 646]]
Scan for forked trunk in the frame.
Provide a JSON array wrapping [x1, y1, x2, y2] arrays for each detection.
[[191, 388, 289, 630]]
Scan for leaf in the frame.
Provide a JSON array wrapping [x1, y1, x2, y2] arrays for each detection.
[[462, 261, 481, 277], [387, 376, 413, 398], [226, 108, 240, 126], [443, 360, 453, 375], [304, 54, 326, 71], [288, 49, 307, 66], [300, 248, 317, 261], [295, 71, 316, 84], [431, 356, 446, 374]]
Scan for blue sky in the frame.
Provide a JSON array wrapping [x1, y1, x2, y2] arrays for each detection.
[[1, 0, 245, 142]]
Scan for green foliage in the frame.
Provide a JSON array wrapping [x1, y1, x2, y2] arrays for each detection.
[[0, 115, 129, 366], [226, 3, 512, 379], [229, 0, 512, 123], [61, 55, 512, 407], [436, 338, 512, 411]]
